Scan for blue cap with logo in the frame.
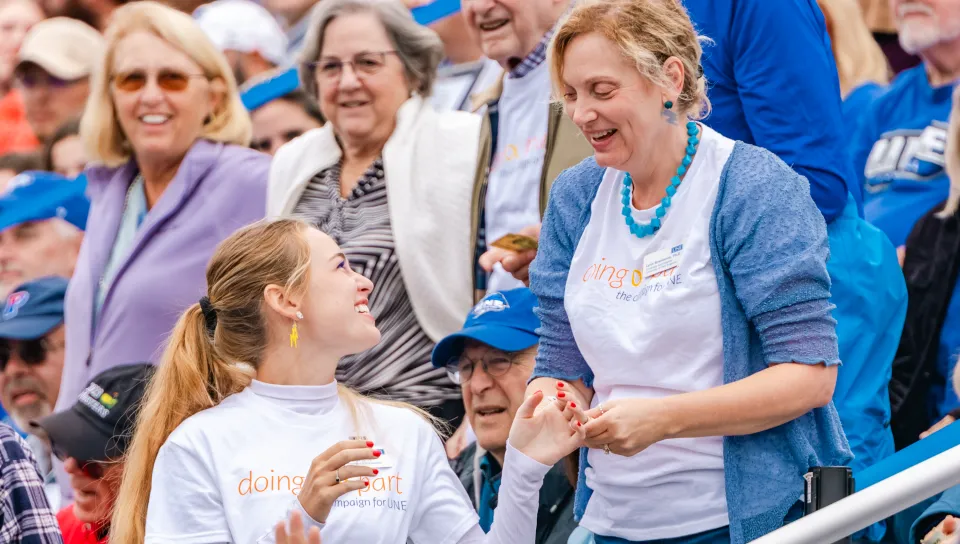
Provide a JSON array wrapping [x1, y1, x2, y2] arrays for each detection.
[[0, 276, 68, 340], [0, 171, 90, 232], [431, 287, 540, 367]]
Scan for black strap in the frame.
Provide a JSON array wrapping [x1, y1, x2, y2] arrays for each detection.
[[198, 296, 218, 338]]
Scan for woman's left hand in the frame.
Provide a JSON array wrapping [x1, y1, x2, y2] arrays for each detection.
[[574, 398, 669, 457], [509, 390, 583, 466], [275, 511, 322, 544]]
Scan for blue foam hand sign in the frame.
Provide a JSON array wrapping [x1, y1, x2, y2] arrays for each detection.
[[411, 0, 461, 26]]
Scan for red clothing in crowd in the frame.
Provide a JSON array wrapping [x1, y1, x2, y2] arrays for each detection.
[[0, 89, 39, 154], [56, 505, 108, 544]]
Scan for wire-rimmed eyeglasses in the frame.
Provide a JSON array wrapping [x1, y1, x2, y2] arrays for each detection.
[[446, 353, 519, 385], [308, 51, 399, 82]]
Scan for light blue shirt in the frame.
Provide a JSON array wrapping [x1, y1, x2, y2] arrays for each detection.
[[94, 174, 147, 321]]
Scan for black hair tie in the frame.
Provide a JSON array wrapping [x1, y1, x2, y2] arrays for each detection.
[[198, 296, 218, 338], [698, 64, 704, 78]]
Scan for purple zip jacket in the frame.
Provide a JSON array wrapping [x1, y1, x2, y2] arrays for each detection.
[[59, 139, 268, 415]]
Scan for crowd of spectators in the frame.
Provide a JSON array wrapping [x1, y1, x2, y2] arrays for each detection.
[[0, 0, 959, 543]]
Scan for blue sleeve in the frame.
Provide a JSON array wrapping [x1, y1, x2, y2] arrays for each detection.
[[716, 145, 840, 367], [730, 0, 851, 222], [527, 162, 602, 388], [841, 83, 885, 129], [848, 99, 882, 207], [911, 486, 960, 542]]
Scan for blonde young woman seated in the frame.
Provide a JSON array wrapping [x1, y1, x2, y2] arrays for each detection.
[[108, 219, 582, 544]]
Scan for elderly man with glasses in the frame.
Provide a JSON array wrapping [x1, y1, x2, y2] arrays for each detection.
[[431, 287, 577, 544]]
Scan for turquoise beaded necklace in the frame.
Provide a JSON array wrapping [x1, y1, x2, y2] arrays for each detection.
[[621, 120, 700, 238]]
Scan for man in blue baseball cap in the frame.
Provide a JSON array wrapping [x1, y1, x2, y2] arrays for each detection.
[[0, 276, 70, 510], [432, 287, 576, 544], [0, 171, 88, 296]]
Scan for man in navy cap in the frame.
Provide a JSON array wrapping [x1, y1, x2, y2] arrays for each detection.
[[0, 171, 88, 296], [0, 276, 70, 510], [432, 287, 576, 544], [31, 363, 155, 543]]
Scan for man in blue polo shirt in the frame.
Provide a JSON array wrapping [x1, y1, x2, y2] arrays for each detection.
[[849, 0, 960, 248], [0, 171, 88, 297], [433, 288, 577, 544]]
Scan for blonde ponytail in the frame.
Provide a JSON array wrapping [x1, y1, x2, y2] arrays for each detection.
[[109, 305, 253, 543]]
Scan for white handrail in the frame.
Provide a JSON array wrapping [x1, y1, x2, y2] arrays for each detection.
[[752, 444, 960, 544]]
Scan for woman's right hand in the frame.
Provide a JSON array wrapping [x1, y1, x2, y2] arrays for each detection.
[[922, 515, 960, 544], [297, 440, 380, 523]]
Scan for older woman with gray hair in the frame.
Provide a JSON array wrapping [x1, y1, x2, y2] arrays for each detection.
[[268, 0, 481, 424]]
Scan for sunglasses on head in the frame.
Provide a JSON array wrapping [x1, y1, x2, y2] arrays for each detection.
[[0, 338, 58, 372], [112, 69, 208, 93], [52, 445, 106, 480]]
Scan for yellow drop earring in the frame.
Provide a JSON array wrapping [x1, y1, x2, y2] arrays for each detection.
[[290, 311, 303, 348]]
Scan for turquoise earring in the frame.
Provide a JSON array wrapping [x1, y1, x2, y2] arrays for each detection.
[[662, 100, 678, 125]]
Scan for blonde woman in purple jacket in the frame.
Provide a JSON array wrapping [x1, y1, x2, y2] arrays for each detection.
[[58, 1, 268, 498]]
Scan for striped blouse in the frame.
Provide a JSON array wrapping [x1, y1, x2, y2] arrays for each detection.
[[292, 158, 461, 408]]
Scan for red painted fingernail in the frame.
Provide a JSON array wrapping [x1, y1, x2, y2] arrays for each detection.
[[558, 391, 566, 398], [372, 468, 379, 475], [557, 382, 564, 388], [577, 421, 582, 427], [570, 402, 576, 408], [366, 441, 374, 447], [373, 450, 382, 458]]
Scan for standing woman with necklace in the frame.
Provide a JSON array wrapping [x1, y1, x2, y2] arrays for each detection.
[[527, 1, 851, 543]]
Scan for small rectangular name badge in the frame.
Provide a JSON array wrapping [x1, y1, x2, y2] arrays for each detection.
[[642, 244, 684, 277], [351, 448, 393, 470]]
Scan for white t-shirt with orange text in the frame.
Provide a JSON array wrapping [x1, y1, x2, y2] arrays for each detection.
[[144, 380, 485, 543]]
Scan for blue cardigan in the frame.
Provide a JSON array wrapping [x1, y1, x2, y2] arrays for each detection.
[[528, 142, 853, 544]]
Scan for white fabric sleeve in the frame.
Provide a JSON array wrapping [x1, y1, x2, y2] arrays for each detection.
[[144, 440, 232, 543], [455, 444, 553, 544], [408, 428, 481, 544], [254, 498, 326, 543]]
